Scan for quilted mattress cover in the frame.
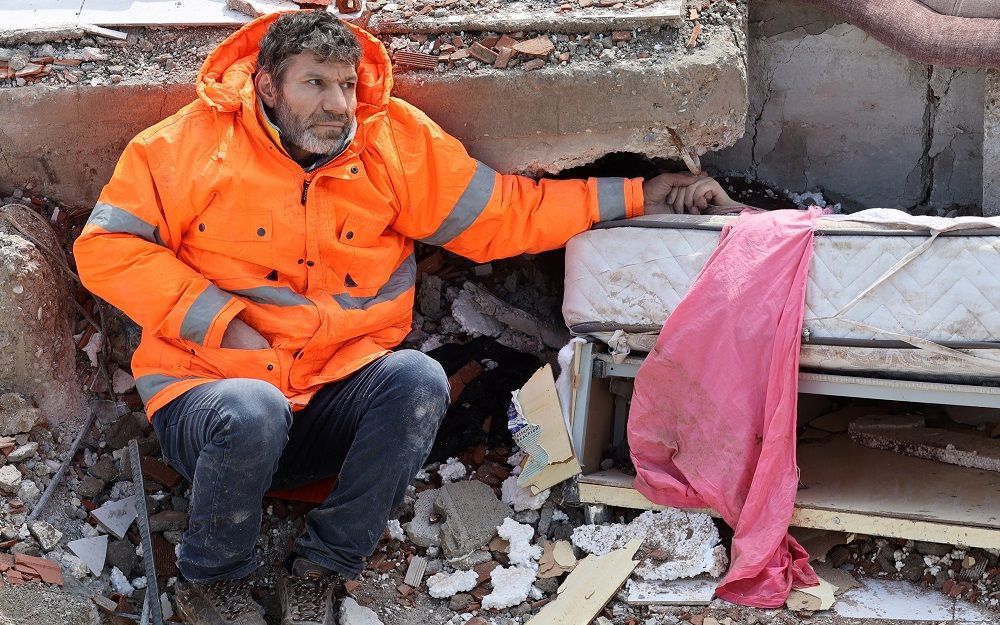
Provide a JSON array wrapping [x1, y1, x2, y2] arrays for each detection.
[[563, 213, 1000, 381]]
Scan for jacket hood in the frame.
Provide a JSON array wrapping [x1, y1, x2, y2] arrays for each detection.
[[196, 12, 393, 113]]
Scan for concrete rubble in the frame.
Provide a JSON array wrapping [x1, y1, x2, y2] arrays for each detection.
[[572, 509, 729, 580], [435, 479, 513, 560]]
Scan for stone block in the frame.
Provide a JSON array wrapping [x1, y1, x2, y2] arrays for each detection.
[[434, 480, 512, 560], [0, 204, 85, 426], [983, 68, 1000, 215]]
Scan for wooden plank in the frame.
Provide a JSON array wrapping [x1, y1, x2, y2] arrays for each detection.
[[577, 473, 1000, 548], [526, 540, 640, 625], [577, 431, 1000, 549], [796, 435, 1000, 530]]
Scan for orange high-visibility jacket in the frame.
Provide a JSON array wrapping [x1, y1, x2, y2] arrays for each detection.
[[74, 13, 645, 418]]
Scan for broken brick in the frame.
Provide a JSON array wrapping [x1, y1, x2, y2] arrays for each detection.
[[468, 43, 499, 65], [513, 36, 555, 58], [687, 23, 703, 48], [521, 59, 546, 71], [344, 579, 362, 595], [496, 35, 518, 50], [397, 583, 413, 596], [494, 47, 514, 70], [452, 36, 467, 48], [142, 456, 183, 489], [393, 51, 438, 71], [479, 35, 499, 49], [612, 31, 632, 43]]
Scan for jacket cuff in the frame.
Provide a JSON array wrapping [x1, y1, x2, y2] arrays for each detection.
[[626, 177, 645, 218], [176, 283, 247, 348], [594, 177, 645, 222]]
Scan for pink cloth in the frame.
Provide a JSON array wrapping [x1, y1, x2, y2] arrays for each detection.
[[628, 209, 821, 608]]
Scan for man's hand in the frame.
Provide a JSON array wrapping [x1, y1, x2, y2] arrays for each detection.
[[220, 317, 270, 350], [643, 173, 741, 215]]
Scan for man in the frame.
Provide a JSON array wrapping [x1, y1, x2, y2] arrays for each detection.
[[74, 10, 738, 625]]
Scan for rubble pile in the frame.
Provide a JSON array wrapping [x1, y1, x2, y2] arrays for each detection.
[[827, 536, 1000, 610], [0, 28, 232, 88]]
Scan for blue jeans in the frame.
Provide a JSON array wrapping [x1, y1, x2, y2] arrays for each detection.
[[152, 350, 449, 583]]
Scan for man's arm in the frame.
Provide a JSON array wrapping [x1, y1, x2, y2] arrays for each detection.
[[386, 98, 647, 262], [74, 138, 250, 348]]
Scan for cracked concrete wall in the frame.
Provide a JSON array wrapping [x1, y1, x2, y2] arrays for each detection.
[[704, 0, 985, 211]]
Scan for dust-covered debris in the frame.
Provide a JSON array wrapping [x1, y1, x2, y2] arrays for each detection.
[[572, 509, 728, 581]]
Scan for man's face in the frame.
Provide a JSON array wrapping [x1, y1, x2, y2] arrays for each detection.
[[257, 52, 358, 157]]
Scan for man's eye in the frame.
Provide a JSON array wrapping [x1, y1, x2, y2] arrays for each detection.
[[308, 79, 322, 86], [341, 82, 356, 89]]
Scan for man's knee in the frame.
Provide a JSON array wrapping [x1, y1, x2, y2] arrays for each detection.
[[382, 350, 450, 413], [210, 379, 291, 452]]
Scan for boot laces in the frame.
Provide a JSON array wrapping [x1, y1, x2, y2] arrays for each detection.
[[203, 578, 257, 620], [288, 574, 331, 621]]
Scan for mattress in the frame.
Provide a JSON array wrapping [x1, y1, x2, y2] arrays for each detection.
[[563, 213, 1000, 382]]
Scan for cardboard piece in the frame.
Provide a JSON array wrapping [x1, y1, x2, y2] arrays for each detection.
[[786, 577, 837, 611], [509, 365, 582, 493], [527, 540, 640, 625], [538, 540, 577, 578]]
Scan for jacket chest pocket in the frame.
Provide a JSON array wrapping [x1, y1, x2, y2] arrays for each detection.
[[334, 211, 400, 291], [185, 208, 275, 276]]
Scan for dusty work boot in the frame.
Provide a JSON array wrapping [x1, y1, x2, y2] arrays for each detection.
[[278, 557, 338, 625], [174, 577, 266, 625]]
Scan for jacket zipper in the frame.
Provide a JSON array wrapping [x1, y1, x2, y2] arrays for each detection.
[[300, 179, 311, 205]]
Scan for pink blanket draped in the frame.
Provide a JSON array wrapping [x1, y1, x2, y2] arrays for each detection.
[[628, 209, 821, 607]]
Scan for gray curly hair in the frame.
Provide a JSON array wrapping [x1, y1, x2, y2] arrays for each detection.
[[257, 11, 362, 83]]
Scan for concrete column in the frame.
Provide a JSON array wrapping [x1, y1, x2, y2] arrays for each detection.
[[983, 69, 1000, 216]]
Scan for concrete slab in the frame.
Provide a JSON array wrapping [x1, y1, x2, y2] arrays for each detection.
[[833, 579, 956, 621], [0, 0, 82, 32], [983, 68, 1000, 216], [0, 584, 98, 625], [371, 0, 685, 35], [78, 0, 249, 26]]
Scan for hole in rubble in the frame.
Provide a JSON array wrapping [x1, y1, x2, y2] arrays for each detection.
[[556, 151, 801, 211]]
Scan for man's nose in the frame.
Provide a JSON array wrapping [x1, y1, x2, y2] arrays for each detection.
[[322, 87, 347, 114]]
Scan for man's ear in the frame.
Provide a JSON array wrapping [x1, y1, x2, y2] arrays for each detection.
[[255, 71, 278, 108]]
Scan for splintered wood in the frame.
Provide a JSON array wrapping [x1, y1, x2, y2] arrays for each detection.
[[526, 541, 640, 625]]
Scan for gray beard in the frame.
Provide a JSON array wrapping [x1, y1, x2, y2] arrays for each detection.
[[273, 99, 352, 157]]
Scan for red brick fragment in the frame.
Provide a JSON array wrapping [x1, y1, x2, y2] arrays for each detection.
[[344, 579, 362, 595], [397, 583, 413, 596], [513, 36, 554, 58], [522, 59, 546, 71], [496, 35, 518, 50], [493, 50, 513, 68], [479, 36, 499, 49], [6, 570, 24, 586], [612, 31, 632, 42], [142, 456, 183, 488], [468, 43, 498, 65], [392, 51, 438, 71]]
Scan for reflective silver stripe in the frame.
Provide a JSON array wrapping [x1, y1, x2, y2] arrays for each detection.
[[180, 285, 233, 345], [231, 286, 311, 307], [87, 202, 163, 245], [333, 254, 416, 310], [135, 374, 197, 404], [420, 161, 497, 246], [597, 178, 627, 222]]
